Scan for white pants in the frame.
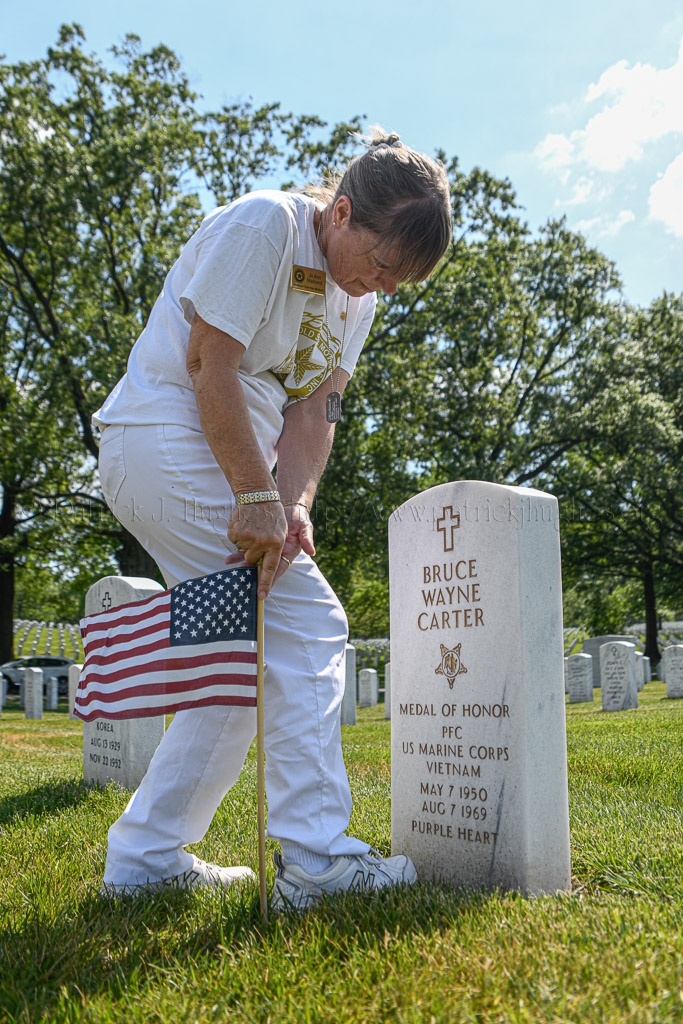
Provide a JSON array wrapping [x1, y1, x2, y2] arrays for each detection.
[[98, 422, 368, 884]]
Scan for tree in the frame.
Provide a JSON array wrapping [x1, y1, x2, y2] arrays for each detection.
[[315, 169, 624, 610], [0, 25, 366, 649], [550, 295, 683, 662]]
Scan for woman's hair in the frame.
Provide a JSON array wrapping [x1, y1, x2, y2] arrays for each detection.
[[305, 125, 452, 282]]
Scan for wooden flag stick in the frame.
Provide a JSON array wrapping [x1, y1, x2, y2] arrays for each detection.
[[256, 563, 268, 924]]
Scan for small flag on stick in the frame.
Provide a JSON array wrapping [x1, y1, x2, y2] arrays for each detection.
[[74, 566, 258, 722]]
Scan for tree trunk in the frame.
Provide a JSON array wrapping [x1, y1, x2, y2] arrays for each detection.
[[643, 565, 660, 665], [0, 485, 16, 664]]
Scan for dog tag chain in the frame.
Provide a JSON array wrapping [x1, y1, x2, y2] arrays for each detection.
[[316, 209, 350, 423]]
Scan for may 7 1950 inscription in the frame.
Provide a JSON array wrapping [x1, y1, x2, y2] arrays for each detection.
[[389, 480, 571, 895]]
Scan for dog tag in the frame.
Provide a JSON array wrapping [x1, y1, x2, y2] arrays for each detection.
[[326, 391, 342, 423]]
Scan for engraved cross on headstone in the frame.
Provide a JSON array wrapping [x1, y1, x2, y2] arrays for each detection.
[[102, 592, 112, 611], [436, 505, 460, 552]]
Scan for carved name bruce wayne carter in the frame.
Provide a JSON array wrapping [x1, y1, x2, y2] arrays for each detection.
[[418, 560, 484, 631]]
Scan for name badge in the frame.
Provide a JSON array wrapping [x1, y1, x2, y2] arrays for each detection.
[[290, 265, 326, 295]]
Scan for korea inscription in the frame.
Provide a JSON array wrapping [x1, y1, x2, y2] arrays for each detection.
[[389, 481, 571, 895]]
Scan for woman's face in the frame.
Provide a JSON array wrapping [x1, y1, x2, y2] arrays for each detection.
[[324, 197, 401, 297]]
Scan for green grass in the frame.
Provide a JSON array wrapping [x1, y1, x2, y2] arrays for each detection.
[[1, 689, 682, 1023]]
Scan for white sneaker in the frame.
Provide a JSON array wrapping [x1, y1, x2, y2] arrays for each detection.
[[101, 856, 256, 896], [270, 849, 418, 912]]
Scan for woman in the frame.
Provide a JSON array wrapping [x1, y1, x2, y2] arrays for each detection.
[[96, 126, 452, 909]]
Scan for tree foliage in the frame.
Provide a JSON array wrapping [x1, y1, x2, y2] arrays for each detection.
[[1, 25, 681, 655]]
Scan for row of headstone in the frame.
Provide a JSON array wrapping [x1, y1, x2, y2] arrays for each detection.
[[341, 646, 392, 724], [566, 643, 640, 711], [580, 635, 636, 686]]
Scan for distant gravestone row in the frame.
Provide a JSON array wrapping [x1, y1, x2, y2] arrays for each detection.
[[12, 619, 83, 659]]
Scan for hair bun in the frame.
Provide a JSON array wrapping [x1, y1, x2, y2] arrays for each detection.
[[362, 125, 403, 152]]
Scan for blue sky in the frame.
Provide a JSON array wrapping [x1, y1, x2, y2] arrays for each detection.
[[4, 0, 683, 305]]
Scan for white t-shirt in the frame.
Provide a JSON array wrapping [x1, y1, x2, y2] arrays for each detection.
[[94, 190, 376, 462]]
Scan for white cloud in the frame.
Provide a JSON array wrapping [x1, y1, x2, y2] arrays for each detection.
[[557, 176, 612, 207], [574, 210, 635, 237], [536, 37, 683, 175], [534, 132, 577, 170], [649, 152, 683, 236]]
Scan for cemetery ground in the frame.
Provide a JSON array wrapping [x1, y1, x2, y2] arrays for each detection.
[[0, 690, 681, 1024]]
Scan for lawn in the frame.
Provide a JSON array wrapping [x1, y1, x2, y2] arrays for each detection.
[[0, 686, 682, 1023]]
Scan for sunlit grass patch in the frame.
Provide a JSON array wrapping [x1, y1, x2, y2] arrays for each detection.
[[0, 690, 681, 1023]]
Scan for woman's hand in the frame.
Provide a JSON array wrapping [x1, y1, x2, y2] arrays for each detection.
[[225, 502, 315, 595], [225, 501, 287, 599], [274, 503, 316, 583]]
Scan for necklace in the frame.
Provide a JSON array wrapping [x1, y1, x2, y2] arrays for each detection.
[[317, 209, 349, 423]]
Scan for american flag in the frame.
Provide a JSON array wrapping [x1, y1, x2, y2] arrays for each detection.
[[74, 567, 258, 722]]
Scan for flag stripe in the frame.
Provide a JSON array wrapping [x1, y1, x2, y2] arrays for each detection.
[[77, 651, 257, 698], [77, 672, 256, 707], [80, 594, 171, 636], [77, 693, 257, 722]]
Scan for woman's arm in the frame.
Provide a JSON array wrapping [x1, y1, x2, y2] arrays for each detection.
[[186, 313, 287, 598], [271, 368, 351, 572]]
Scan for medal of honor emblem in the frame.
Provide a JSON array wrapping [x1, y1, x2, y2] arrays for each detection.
[[435, 643, 467, 689]]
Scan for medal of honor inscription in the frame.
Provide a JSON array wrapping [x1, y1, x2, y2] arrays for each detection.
[[388, 480, 571, 895]]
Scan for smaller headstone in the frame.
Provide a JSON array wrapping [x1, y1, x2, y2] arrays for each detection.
[[341, 644, 357, 726], [384, 661, 391, 720], [45, 676, 59, 711], [582, 635, 634, 687], [358, 668, 378, 708], [83, 576, 166, 790], [643, 656, 652, 683], [563, 657, 568, 694], [24, 667, 44, 719], [634, 653, 645, 692], [663, 645, 683, 699], [600, 642, 637, 712], [68, 663, 83, 721], [566, 653, 593, 703]]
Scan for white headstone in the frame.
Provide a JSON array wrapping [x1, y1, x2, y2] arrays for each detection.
[[566, 653, 593, 703], [663, 645, 683, 699], [634, 652, 645, 692], [384, 661, 391, 720], [600, 642, 637, 712], [24, 667, 44, 719], [389, 480, 571, 895], [581, 635, 634, 687], [341, 643, 357, 725], [643, 656, 652, 683], [68, 663, 83, 720], [83, 576, 166, 790], [1, 676, 6, 708], [563, 657, 568, 694], [45, 675, 59, 711], [358, 668, 378, 708]]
